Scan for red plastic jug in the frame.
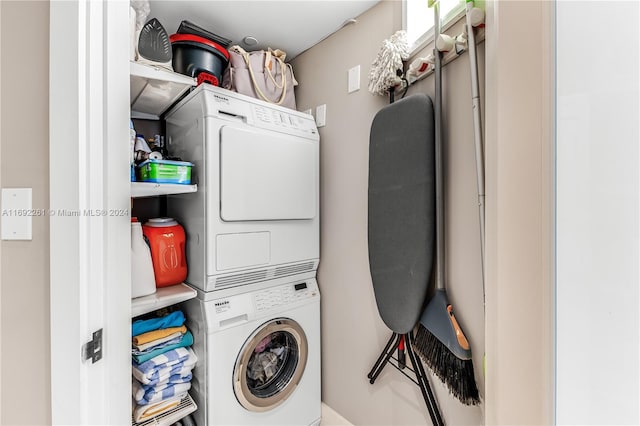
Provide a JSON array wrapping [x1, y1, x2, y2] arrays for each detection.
[[142, 218, 187, 287]]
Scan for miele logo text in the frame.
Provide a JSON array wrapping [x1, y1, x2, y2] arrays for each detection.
[[214, 94, 229, 103], [215, 301, 229, 307]]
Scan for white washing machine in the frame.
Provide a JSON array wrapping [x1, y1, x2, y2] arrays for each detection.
[[182, 277, 321, 426]]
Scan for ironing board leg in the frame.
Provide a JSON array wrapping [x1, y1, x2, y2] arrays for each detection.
[[367, 332, 401, 384], [405, 332, 445, 426]]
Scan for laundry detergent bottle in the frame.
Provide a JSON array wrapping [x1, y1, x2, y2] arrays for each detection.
[[142, 218, 187, 287], [131, 219, 156, 298]]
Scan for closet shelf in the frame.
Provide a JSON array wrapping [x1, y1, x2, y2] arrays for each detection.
[[130, 61, 195, 119], [131, 283, 197, 318], [131, 182, 197, 198]]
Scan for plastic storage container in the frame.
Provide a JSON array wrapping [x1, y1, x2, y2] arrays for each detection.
[[137, 159, 193, 184], [142, 218, 187, 287], [131, 220, 156, 298], [169, 33, 230, 85]]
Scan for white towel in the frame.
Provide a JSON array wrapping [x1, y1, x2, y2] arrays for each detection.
[[132, 393, 187, 423]]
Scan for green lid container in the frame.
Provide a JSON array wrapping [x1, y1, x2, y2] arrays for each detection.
[[137, 159, 193, 184]]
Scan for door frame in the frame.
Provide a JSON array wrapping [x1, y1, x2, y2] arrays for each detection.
[[49, 1, 130, 423]]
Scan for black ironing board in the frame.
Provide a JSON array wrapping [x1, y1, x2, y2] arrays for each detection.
[[367, 93, 436, 334], [366, 93, 444, 426]]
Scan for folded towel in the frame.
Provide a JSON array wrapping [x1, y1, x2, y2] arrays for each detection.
[[132, 393, 187, 422], [132, 331, 194, 364], [133, 373, 193, 401], [132, 325, 187, 347], [132, 347, 197, 385], [133, 379, 192, 405], [135, 358, 197, 387], [132, 347, 191, 378], [132, 311, 185, 337], [132, 332, 184, 355]]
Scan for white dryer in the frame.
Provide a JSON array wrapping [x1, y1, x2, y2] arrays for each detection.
[[182, 278, 321, 426], [165, 85, 320, 293]]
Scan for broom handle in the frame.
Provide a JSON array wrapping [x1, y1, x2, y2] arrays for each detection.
[[434, 0, 446, 291], [465, 0, 486, 281]]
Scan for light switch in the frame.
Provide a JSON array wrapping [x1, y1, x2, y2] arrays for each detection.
[[315, 104, 326, 127], [348, 65, 361, 93], [1, 188, 33, 240]]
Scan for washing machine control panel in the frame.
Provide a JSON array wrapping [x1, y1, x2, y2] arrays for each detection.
[[254, 280, 318, 312], [208, 279, 319, 331]]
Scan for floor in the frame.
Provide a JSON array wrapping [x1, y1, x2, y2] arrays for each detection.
[[321, 403, 353, 426]]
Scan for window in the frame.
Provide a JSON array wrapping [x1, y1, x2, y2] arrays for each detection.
[[403, 0, 466, 54]]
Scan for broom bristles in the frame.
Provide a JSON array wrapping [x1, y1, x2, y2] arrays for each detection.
[[414, 324, 480, 405]]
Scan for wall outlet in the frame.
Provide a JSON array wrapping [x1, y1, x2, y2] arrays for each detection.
[[315, 104, 326, 127], [348, 65, 360, 93]]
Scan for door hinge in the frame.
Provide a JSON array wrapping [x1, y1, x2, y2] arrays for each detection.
[[82, 328, 103, 364]]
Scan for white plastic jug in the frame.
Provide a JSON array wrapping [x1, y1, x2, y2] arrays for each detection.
[[131, 221, 156, 298]]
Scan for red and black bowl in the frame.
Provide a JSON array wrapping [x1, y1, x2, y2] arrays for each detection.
[[169, 33, 230, 85]]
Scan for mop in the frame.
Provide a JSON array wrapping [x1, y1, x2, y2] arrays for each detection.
[[413, 0, 480, 406], [367, 30, 410, 102]]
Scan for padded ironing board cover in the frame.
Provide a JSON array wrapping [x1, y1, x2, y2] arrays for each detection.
[[367, 94, 436, 334]]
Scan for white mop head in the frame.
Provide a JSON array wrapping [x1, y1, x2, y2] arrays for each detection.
[[368, 30, 410, 96]]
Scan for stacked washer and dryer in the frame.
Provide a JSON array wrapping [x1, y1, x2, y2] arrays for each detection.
[[165, 84, 321, 426]]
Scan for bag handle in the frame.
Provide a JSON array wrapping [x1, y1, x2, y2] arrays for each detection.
[[232, 45, 288, 105]]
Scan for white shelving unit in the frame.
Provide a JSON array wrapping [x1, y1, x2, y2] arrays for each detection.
[[130, 61, 195, 119], [130, 61, 198, 197], [130, 61, 198, 426], [131, 283, 197, 318], [131, 182, 197, 198], [129, 62, 198, 314]]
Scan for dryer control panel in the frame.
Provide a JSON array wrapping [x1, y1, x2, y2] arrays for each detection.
[[253, 105, 317, 135]]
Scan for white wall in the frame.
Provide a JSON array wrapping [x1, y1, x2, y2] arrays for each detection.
[[556, 2, 640, 424]]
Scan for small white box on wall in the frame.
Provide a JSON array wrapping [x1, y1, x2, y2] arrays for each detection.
[[1, 188, 33, 240]]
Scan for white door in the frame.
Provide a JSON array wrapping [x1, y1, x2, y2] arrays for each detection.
[[555, 1, 640, 424], [219, 125, 318, 221], [50, 1, 130, 424]]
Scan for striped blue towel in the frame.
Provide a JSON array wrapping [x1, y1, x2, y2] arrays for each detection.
[[132, 311, 185, 337], [132, 347, 197, 385], [132, 373, 193, 402], [132, 331, 194, 364], [139, 372, 193, 392], [132, 379, 192, 405]]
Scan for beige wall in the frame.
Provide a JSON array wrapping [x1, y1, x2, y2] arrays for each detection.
[[0, 1, 51, 425], [292, 2, 485, 424], [484, 1, 554, 424]]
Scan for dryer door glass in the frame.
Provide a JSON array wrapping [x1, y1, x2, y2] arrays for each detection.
[[234, 318, 308, 412]]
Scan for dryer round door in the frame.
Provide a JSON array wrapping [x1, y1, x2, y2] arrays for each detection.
[[233, 318, 308, 412]]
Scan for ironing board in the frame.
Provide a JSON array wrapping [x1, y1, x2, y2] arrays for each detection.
[[367, 93, 443, 426], [367, 93, 436, 333]]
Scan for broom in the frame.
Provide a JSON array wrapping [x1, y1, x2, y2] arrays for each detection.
[[413, 0, 480, 406]]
